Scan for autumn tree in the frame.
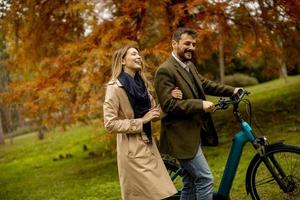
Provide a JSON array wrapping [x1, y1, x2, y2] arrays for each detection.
[[0, 0, 299, 133], [0, 0, 96, 133], [233, 0, 300, 80]]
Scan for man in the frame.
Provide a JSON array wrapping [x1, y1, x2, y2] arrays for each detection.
[[154, 27, 239, 200]]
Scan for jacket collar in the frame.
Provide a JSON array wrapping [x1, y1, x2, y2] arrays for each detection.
[[172, 52, 188, 70], [107, 79, 123, 87], [168, 56, 200, 98]]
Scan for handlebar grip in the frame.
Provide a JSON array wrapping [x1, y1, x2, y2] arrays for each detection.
[[230, 89, 250, 102]]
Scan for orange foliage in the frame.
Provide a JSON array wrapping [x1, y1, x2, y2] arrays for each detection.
[[0, 0, 299, 129], [280, 0, 300, 21]]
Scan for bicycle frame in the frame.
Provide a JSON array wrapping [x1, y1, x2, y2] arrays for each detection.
[[215, 121, 255, 199]]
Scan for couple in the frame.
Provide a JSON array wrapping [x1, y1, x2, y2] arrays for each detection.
[[103, 28, 240, 200]]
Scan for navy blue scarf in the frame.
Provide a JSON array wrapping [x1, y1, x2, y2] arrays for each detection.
[[118, 72, 152, 143]]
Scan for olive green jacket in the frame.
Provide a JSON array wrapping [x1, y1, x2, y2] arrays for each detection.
[[154, 55, 235, 159]]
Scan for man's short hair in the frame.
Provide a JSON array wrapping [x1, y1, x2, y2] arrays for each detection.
[[172, 27, 197, 42]]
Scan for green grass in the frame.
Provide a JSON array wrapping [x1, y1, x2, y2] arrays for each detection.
[[0, 126, 120, 200], [0, 75, 300, 200]]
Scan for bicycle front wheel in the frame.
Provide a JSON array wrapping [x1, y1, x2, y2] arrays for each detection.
[[246, 143, 300, 200]]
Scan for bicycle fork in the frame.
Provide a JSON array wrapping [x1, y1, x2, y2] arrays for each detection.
[[255, 140, 297, 193]]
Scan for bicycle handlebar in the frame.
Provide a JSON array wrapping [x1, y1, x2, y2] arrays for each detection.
[[214, 89, 250, 112]]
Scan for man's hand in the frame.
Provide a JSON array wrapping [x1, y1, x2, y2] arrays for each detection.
[[203, 100, 215, 113], [234, 87, 243, 94]]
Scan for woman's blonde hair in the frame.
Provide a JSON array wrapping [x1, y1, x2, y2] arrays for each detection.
[[110, 45, 149, 87]]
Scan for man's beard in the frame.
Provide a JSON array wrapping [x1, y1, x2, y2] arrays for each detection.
[[178, 50, 194, 62]]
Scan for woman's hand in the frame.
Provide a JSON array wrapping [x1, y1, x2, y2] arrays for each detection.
[[142, 108, 161, 124], [171, 87, 183, 99]]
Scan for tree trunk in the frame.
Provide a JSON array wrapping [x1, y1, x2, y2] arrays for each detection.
[[38, 128, 45, 140], [37, 115, 48, 139], [279, 59, 288, 82], [276, 35, 288, 82], [0, 113, 5, 144], [0, 31, 12, 144], [219, 25, 225, 84], [0, 65, 13, 139]]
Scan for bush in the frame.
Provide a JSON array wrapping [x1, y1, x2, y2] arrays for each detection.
[[224, 73, 258, 87]]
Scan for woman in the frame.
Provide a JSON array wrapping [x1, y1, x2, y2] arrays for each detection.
[[103, 46, 181, 200]]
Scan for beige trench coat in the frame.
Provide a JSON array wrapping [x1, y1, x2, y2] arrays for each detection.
[[103, 80, 177, 200]]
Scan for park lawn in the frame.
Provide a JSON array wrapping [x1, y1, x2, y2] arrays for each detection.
[[0, 126, 120, 200], [0, 75, 300, 200]]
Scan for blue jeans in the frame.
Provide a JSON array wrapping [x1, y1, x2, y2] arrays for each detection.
[[179, 145, 214, 200]]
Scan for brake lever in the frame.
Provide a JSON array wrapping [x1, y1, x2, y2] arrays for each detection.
[[214, 98, 230, 112], [213, 107, 222, 113], [213, 103, 220, 113]]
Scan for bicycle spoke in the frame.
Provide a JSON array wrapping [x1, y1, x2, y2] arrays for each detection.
[[255, 176, 276, 186]]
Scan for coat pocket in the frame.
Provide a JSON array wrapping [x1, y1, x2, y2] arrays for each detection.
[[127, 134, 153, 158]]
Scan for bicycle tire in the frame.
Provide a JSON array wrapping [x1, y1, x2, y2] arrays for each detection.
[[246, 143, 300, 200]]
